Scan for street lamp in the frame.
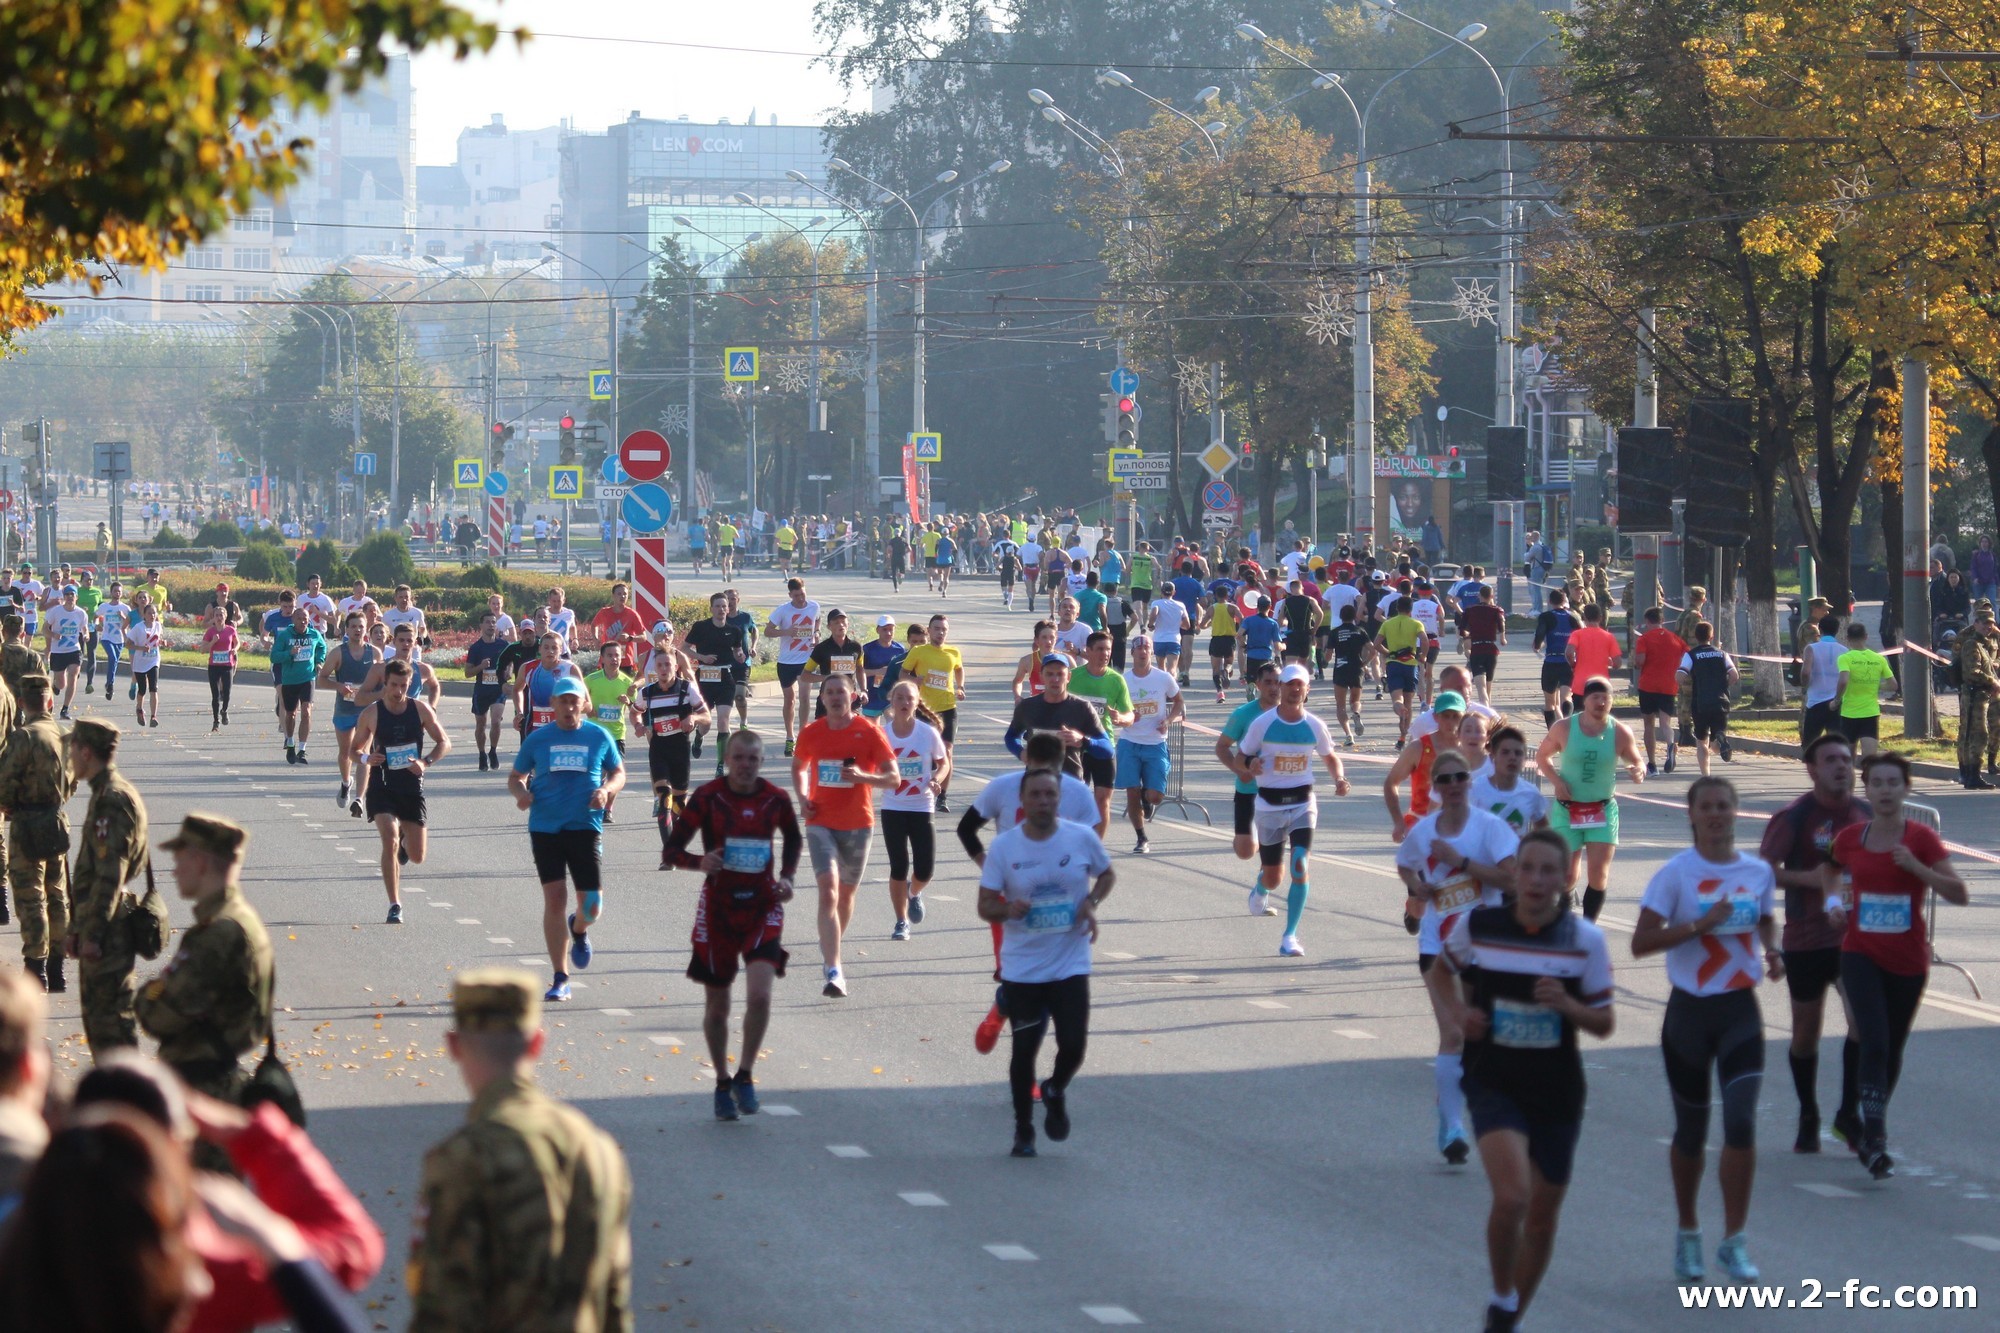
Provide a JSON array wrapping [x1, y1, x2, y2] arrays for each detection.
[[786, 171, 891, 509], [731, 195, 838, 447], [645, 224, 763, 518], [1096, 67, 1223, 159]]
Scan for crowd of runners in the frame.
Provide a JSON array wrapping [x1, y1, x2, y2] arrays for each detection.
[[8, 525, 1966, 1333]]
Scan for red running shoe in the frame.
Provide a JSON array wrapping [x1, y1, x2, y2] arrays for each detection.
[[974, 1006, 1004, 1054]]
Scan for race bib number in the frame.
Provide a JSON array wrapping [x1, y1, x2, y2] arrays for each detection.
[[1135, 700, 1159, 717], [1704, 888, 1761, 934], [652, 717, 685, 737], [479, 667, 498, 684], [924, 669, 951, 692], [816, 759, 850, 788], [830, 656, 857, 678], [292, 643, 313, 661], [596, 704, 621, 722], [1491, 998, 1562, 1050], [547, 745, 589, 773], [385, 743, 418, 771], [1025, 883, 1075, 932], [1564, 799, 1608, 830], [699, 665, 726, 683], [897, 756, 926, 784], [531, 707, 554, 727], [1272, 753, 1309, 775], [1432, 873, 1481, 917], [722, 837, 772, 873], [1858, 892, 1913, 934], [210, 651, 232, 665]]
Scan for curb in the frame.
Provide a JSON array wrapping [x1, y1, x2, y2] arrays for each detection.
[[1712, 732, 1964, 785]]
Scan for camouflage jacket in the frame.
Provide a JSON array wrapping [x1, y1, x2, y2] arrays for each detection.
[[0, 714, 71, 815], [135, 882, 272, 1068], [71, 765, 148, 941]]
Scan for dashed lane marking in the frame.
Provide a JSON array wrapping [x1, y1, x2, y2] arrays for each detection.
[[899, 1192, 947, 1206], [455, 918, 481, 926], [600, 1008, 633, 1017], [826, 1145, 871, 1158], [1956, 1235, 2000, 1252], [645, 1034, 684, 1046], [1796, 1182, 1861, 1199], [1083, 1306, 1143, 1325], [985, 1244, 1037, 1261], [763, 1105, 801, 1116], [486, 937, 514, 944], [1247, 999, 1289, 1010], [1333, 1029, 1377, 1040]]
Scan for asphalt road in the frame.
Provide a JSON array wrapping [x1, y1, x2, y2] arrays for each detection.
[[15, 566, 2000, 1331]]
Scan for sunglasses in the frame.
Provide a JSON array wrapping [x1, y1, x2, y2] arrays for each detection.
[[1433, 770, 1471, 786]]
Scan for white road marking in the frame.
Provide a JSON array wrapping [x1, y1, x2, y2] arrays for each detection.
[[600, 1007, 633, 1017], [646, 1034, 683, 1046], [763, 1105, 800, 1116], [429, 902, 453, 908], [899, 1192, 947, 1206], [1083, 1306, 1143, 1325], [826, 1145, 871, 1158], [1333, 1029, 1377, 1040], [1796, 1182, 1861, 1199], [455, 918, 481, 926], [984, 1244, 1038, 1261], [1102, 951, 1138, 961], [486, 936, 514, 944], [334, 845, 355, 852], [319, 834, 338, 840], [1247, 999, 1289, 1010], [1956, 1235, 2000, 1252], [517, 957, 546, 966]]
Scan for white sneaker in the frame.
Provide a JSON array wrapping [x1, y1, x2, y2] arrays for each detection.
[[822, 966, 848, 999], [336, 783, 349, 809], [1278, 935, 1304, 957], [1248, 889, 1269, 917]]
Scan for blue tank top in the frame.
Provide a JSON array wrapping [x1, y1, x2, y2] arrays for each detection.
[[333, 643, 379, 717]]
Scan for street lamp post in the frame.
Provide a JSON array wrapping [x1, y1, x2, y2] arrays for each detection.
[[651, 226, 763, 524], [785, 172, 887, 515], [730, 197, 836, 502]]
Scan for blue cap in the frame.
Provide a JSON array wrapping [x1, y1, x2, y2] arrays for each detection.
[[1041, 653, 1071, 668], [550, 676, 587, 699]]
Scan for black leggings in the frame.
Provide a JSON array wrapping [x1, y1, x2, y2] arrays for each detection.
[[208, 664, 234, 721], [1661, 988, 1765, 1154], [879, 808, 936, 882], [1840, 952, 1926, 1147], [1002, 973, 1089, 1132]]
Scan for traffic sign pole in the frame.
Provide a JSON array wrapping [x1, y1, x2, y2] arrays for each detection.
[[632, 535, 671, 639]]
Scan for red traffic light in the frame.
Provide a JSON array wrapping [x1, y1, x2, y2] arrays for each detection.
[[1117, 396, 1136, 414], [1447, 445, 1460, 458], [560, 414, 575, 430], [491, 422, 505, 436]]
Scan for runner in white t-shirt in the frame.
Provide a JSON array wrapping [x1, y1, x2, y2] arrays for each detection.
[[336, 581, 380, 629], [297, 574, 337, 631], [878, 681, 951, 939], [764, 579, 822, 756], [1145, 594, 1191, 682], [1117, 635, 1182, 854], [1469, 725, 1550, 833]]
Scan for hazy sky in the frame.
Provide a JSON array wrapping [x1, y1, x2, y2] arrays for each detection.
[[408, 0, 867, 164]]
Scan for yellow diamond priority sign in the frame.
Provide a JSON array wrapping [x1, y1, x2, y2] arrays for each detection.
[[1200, 440, 1238, 477]]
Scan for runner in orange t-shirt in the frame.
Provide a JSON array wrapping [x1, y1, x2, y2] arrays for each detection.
[[1564, 603, 1623, 694], [790, 676, 898, 998], [1631, 606, 1689, 773], [588, 583, 650, 661]]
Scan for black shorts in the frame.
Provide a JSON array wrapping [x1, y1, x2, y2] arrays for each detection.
[[1466, 651, 1497, 680], [1332, 665, 1363, 689], [1234, 790, 1256, 837], [777, 662, 806, 690], [133, 668, 159, 697], [529, 827, 603, 892], [1801, 699, 1837, 742], [1638, 690, 1677, 716], [1043, 570, 1066, 592], [1463, 1077, 1583, 1187], [936, 707, 958, 747], [1783, 946, 1843, 1003], [280, 681, 314, 709], [364, 774, 427, 826], [1692, 709, 1730, 741], [49, 650, 80, 672], [471, 684, 505, 717], [1080, 748, 1115, 791], [649, 734, 692, 790], [1285, 635, 1312, 660], [1539, 661, 1569, 694], [697, 678, 735, 710], [1209, 635, 1237, 659], [1424, 640, 1440, 665], [1839, 713, 1880, 742]]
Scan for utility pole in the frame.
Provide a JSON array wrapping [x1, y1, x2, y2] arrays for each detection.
[[1901, 352, 1933, 738], [1632, 306, 1661, 615]]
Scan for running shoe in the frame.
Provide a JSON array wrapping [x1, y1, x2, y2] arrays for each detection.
[[294, 748, 306, 762], [974, 1006, 1004, 1054], [1832, 1108, 1864, 1154], [1215, 689, 1226, 703], [1278, 934, 1304, 957], [478, 752, 489, 772], [1011, 1127, 1037, 1158], [336, 783, 350, 809], [1442, 1130, 1471, 1166], [1483, 1304, 1518, 1333], [603, 809, 614, 824], [1794, 1111, 1821, 1154], [1133, 833, 1150, 854], [1248, 888, 1270, 916], [386, 903, 403, 925], [784, 738, 795, 757], [567, 915, 593, 969], [691, 731, 703, 758], [892, 919, 910, 941], [544, 974, 572, 1002], [58, 707, 67, 721], [221, 710, 229, 726], [487, 748, 500, 769], [128, 681, 137, 700], [1863, 1144, 1896, 1179], [731, 1073, 760, 1115], [714, 1084, 739, 1121], [349, 798, 363, 819], [1353, 717, 1364, 737], [1673, 1229, 1705, 1280], [936, 797, 950, 814], [285, 746, 298, 765], [1715, 1234, 1760, 1281], [397, 837, 410, 867], [1403, 911, 1420, 935], [907, 893, 925, 925], [822, 966, 847, 998], [1646, 760, 1659, 777], [1040, 1080, 1070, 1141]]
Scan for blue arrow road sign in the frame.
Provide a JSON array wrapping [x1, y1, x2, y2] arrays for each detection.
[[1109, 366, 1139, 396], [601, 456, 627, 483], [485, 470, 510, 497], [621, 482, 674, 533], [353, 452, 377, 477]]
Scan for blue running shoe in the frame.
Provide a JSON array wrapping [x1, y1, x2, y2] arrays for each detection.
[[731, 1074, 760, 1116], [1674, 1229, 1705, 1280], [567, 913, 592, 970], [907, 892, 925, 925], [544, 973, 572, 1002], [1715, 1234, 1759, 1282], [714, 1084, 738, 1121]]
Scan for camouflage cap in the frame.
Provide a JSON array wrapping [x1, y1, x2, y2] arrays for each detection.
[[1979, 601, 1995, 619], [160, 812, 248, 861], [452, 968, 541, 1035], [69, 718, 120, 757]]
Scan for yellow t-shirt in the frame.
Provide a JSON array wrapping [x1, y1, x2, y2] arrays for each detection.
[[919, 530, 941, 558], [775, 526, 797, 551], [902, 643, 962, 714], [715, 522, 738, 547], [1379, 615, 1424, 663]]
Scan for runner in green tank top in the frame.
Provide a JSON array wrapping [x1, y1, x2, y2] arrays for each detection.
[[1128, 544, 1157, 609], [1533, 676, 1644, 922]]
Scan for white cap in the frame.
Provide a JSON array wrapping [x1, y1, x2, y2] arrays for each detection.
[[876, 614, 897, 627], [1278, 663, 1312, 685]]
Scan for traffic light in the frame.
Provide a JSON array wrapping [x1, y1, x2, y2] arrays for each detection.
[[489, 421, 515, 468], [1116, 395, 1137, 448], [1241, 438, 1256, 473], [559, 414, 577, 465], [1100, 394, 1119, 444]]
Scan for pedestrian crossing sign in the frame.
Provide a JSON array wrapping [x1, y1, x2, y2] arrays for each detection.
[[724, 347, 759, 382], [910, 431, 942, 463], [589, 370, 612, 401], [549, 466, 583, 498], [453, 458, 484, 490]]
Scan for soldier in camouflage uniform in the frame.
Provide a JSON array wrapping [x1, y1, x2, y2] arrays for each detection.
[[135, 812, 272, 1103], [64, 718, 150, 1055], [408, 967, 634, 1333], [1957, 602, 2000, 789], [0, 674, 15, 929], [0, 674, 70, 991], [0, 614, 44, 716]]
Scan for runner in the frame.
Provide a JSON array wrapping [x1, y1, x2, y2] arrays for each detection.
[[879, 680, 950, 940], [267, 605, 325, 761], [901, 614, 964, 811], [1832, 621, 1896, 757], [1004, 654, 1112, 816], [370, 622, 443, 707], [1218, 660, 1283, 873], [351, 658, 450, 924], [42, 585, 87, 720], [1458, 584, 1508, 707], [462, 611, 509, 771], [1145, 580, 1191, 684], [886, 523, 909, 592], [1632, 776, 1781, 1281], [513, 632, 587, 743], [1822, 751, 1967, 1178], [1532, 590, 1580, 725], [1632, 607, 1690, 774], [1101, 577, 1136, 670], [494, 619, 541, 744], [1534, 678, 1644, 922], [322, 613, 383, 814], [1408, 581, 1444, 703], [978, 767, 1116, 1158], [587, 582, 648, 659], [199, 604, 239, 731], [123, 600, 162, 729], [1075, 570, 1108, 631], [687, 515, 709, 575], [919, 522, 942, 592], [1759, 730, 1868, 1155], [993, 533, 1021, 610], [775, 519, 798, 578], [539, 588, 575, 657], [1425, 828, 1616, 1333], [581, 642, 638, 822], [1066, 632, 1135, 833], [1378, 597, 1425, 747], [1323, 604, 1373, 746], [1119, 635, 1183, 855], [934, 525, 958, 597], [1399, 747, 1521, 1166], [1128, 541, 1157, 616], [724, 588, 759, 731], [382, 583, 429, 647], [791, 676, 898, 998], [1384, 692, 1470, 844], [94, 580, 132, 701], [634, 641, 710, 868], [1235, 594, 1281, 704], [73, 568, 102, 695], [765, 579, 821, 757], [509, 676, 625, 1002], [1470, 727, 1550, 834], [335, 579, 379, 629], [1011, 622, 1059, 700], [1677, 621, 1740, 775], [682, 593, 749, 770], [715, 514, 739, 579], [861, 615, 907, 720], [297, 573, 336, 634], [803, 609, 866, 718], [1231, 664, 1350, 957], [1051, 597, 1089, 660]]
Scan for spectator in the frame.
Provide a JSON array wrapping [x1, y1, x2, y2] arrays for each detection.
[[0, 970, 49, 1206], [1933, 566, 1971, 631], [1973, 535, 1998, 605]]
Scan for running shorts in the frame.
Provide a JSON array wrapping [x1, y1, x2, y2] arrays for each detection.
[[49, 650, 80, 672], [648, 734, 692, 791], [1154, 640, 1181, 660], [1463, 1077, 1583, 1187], [686, 889, 787, 987], [1080, 747, 1116, 791], [1285, 635, 1312, 661], [132, 668, 159, 697], [1332, 665, 1363, 689], [1252, 798, 1316, 846], [1114, 738, 1169, 792], [806, 825, 872, 883], [280, 681, 315, 708], [936, 707, 958, 747], [777, 662, 806, 690], [529, 827, 603, 892], [1549, 796, 1619, 849], [1208, 635, 1237, 659], [1233, 790, 1256, 837], [332, 710, 360, 733], [364, 774, 427, 826], [1840, 713, 1880, 743], [1783, 945, 1843, 1003], [471, 684, 505, 717], [1692, 709, 1730, 741], [1638, 690, 1677, 716], [1539, 661, 1569, 694], [1467, 651, 1497, 680], [1385, 661, 1419, 694]]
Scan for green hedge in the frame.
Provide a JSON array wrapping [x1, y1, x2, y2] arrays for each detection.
[[146, 524, 191, 549], [352, 533, 417, 587], [233, 543, 292, 582]]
